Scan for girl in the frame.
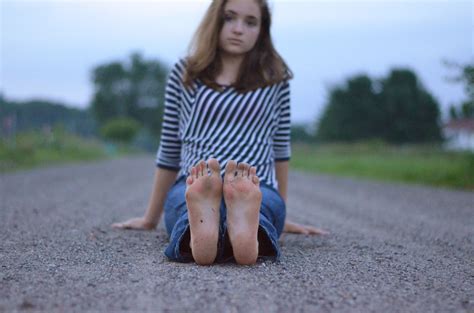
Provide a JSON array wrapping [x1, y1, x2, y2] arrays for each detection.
[[112, 0, 327, 265]]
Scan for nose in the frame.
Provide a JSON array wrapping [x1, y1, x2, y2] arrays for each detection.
[[232, 20, 244, 34]]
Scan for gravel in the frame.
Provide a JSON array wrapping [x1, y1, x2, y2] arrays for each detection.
[[1, 155, 473, 313]]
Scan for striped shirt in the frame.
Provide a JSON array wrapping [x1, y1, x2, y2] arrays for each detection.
[[155, 59, 291, 188]]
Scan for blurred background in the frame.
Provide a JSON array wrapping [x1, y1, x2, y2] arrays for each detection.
[[1, 0, 473, 189]]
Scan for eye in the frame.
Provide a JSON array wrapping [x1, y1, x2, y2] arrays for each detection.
[[246, 19, 258, 27], [224, 14, 234, 22], [246, 20, 257, 26]]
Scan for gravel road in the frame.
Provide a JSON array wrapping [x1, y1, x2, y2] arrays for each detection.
[[1, 155, 473, 313]]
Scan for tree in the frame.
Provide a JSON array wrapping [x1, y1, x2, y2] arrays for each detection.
[[90, 51, 168, 137], [445, 60, 474, 119], [291, 124, 314, 142], [316, 68, 442, 144], [316, 75, 383, 142], [379, 69, 441, 143]]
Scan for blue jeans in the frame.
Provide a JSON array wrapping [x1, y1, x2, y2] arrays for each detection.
[[163, 175, 286, 263]]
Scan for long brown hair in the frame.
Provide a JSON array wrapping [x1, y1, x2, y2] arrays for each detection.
[[183, 0, 293, 93]]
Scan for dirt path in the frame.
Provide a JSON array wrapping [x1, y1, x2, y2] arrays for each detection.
[[1, 156, 473, 312]]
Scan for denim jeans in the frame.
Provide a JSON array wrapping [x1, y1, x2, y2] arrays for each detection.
[[163, 175, 286, 263]]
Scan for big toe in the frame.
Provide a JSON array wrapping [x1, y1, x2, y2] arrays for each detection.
[[208, 158, 221, 176]]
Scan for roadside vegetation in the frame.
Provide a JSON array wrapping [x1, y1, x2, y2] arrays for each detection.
[[1, 53, 472, 191], [291, 141, 474, 190], [0, 127, 140, 173]]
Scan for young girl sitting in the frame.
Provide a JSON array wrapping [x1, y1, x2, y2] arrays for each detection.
[[112, 0, 327, 265]]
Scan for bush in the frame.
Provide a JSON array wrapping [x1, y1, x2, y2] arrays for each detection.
[[100, 118, 141, 144]]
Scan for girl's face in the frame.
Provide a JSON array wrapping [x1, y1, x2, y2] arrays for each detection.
[[219, 0, 262, 57]]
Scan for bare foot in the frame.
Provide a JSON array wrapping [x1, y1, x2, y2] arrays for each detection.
[[185, 158, 222, 265], [223, 161, 262, 265]]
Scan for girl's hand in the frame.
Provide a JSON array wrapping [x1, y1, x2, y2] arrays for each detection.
[[111, 217, 156, 231], [283, 219, 329, 235]]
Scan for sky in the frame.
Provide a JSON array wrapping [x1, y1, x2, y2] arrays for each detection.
[[1, 0, 472, 124]]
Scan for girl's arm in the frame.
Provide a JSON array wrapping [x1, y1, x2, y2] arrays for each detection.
[[275, 161, 289, 202], [112, 167, 178, 230], [276, 161, 329, 235], [113, 60, 184, 230], [273, 82, 327, 235]]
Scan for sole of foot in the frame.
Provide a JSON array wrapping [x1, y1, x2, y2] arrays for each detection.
[[185, 158, 222, 265], [223, 160, 262, 265]]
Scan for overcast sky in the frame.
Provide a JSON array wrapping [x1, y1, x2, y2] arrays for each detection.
[[1, 0, 472, 123]]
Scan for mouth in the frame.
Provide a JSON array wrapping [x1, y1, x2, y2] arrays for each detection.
[[228, 38, 243, 44]]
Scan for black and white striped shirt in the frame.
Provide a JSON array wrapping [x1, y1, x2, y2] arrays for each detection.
[[155, 59, 291, 188]]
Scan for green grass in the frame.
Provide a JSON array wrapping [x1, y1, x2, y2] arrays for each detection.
[[3, 131, 472, 190], [291, 141, 474, 190], [0, 129, 141, 173]]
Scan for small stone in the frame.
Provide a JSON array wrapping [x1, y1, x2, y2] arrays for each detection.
[[19, 300, 35, 309]]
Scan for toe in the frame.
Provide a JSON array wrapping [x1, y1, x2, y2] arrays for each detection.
[[186, 175, 194, 185], [249, 166, 257, 176], [198, 160, 206, 177], [224, 160, 237, 181], [237, 162, 246, 177], [191, 166, 198, 179], [250, 166, 259, 185], [241, 163, 251, 178], [208, 158, 221, 176]]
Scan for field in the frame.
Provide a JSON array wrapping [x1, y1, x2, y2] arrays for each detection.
[[2, 131, 473, 191], [291, 141, 474, 190], [0, 129, 137, 173]]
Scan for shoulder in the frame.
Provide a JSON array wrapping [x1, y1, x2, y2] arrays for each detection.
[[169, 58, 188, 83], [272, 80, 290, 107], [280, 79, 290, 90], [276, 79, 290, 95], [261, 79, 290, 93], [268, 76, 290, 91]]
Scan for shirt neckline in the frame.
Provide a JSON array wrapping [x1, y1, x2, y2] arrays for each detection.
[[216, 82, 232, 88], [196, 79, 233, 91]]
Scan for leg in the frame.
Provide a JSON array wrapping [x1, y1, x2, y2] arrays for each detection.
[[185, 158, 222, 265], [213, 180, 286, 264], [223, 161, 262, 265], [256, 184, 287, 260], [163, 177, 194, 263]]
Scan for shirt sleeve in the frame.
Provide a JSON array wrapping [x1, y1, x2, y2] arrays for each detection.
[[273, 80, 291, 162], [155, 61, 184, 171]]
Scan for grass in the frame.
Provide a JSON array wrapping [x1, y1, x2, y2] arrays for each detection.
[[291, 141, 474, 191], [3, 131, 473, 191], [0, 128, 141, 173]]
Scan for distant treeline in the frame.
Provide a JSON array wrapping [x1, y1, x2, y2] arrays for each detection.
[[0, 95, 97, 137], [0, 93, 316, 147], [1, 52, 472, 148], [316, 69, 443, 144]]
